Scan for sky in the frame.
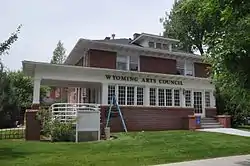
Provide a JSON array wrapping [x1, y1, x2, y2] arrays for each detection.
[[1, 0, 174, 70]]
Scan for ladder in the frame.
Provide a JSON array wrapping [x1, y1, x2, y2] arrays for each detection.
[[105, 95, 128, 132]]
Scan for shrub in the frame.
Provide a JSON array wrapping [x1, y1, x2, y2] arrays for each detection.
[[36, 109, 76, 142]]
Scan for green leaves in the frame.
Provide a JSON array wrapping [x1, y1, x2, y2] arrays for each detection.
[[50, 40, 67, 64]]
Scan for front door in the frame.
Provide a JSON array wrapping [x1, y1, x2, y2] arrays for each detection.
[[193, 91, 204, 117]]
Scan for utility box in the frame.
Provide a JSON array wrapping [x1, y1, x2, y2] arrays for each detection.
[[76, 109, 100, 142]]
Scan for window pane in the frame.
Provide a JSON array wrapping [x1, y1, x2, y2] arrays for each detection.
[[185, 90, 191, 107], [127, 86, 135, 105], [205, 91, 211, 107], [174, 89, 180, 106], [158, 89, 165, 106], [166, 89, 172, 106], [108, 85, 116, 104], [130, 63, 138, 71], [116, 62, 127, 70], [148, 42, 154, 48], [163, 44, 168, 50], [117, 55, 127, 62], [137, 87, 144, 105], [156, 43, 162, 49], [118, 86, 126, 105], [149, 88, 156, 106], [176, 60, 185, 75]]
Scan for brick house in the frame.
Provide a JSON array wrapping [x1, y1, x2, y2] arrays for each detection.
[[23, 33, 220, 131]]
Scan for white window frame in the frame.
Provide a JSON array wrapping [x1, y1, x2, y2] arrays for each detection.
[[205, 91, 211, 108], [184, 89, 192, 107], [176, 59, 194, 76], [137, 87, 144, 105], [174, 89, 181, 106], [116, 55, 139, 71]]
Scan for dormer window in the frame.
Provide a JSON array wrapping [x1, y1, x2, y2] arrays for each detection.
[[148, 42, 155, 48], [156, 43, 162, 49]]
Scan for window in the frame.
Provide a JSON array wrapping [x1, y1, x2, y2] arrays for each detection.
[[185, 90, 191, 107], [205, 91, 211, 107], [166, 89, 172, 106], [158, 89, 165, 106], [176, 60, 194, 76], [129, 56, 139, 71], [148, 41, 155, 48], [116, 55, 127, 70], [174, 89, 180, 106], [163, 44, 168, 50], [108, 85, 116, 104], [185, 61, 194, 76], [176, 60, 185, 75], [137, 87, 144, 105], [118, 86, 126, 105], [156, 43, 162, 49], [127, 86, 135, 105], [149, 88, 156, 106]]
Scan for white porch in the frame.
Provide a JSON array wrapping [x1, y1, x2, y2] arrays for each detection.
[[23, 60, 216, 118]]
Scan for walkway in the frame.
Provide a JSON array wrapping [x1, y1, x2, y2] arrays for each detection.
[[197, 128, 250, 137], [155, 155, 250, 166]]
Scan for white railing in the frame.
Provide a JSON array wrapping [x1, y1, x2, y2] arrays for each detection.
[[49, 103, 100, 123]]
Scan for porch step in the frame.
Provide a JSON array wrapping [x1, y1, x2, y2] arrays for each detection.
[[200, 118, 224, 129], [201, 124, 224, 128]]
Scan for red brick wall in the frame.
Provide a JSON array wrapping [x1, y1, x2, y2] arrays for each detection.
[[205, 108, 217, 117], [140, 56, 177, 74], [194, 62, 211, 78], [101, 106, 194, 132], [89, 49, 116, 69]]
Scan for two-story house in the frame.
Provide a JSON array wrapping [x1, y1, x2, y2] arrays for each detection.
[[23, 33, 217, 131]]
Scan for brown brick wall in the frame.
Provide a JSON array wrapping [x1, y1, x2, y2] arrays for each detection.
[[194, 62, 211, 78], [205, 108, 217, 117], [101, 106, 194, 132], [88, 49, 116, 69], [140, 56, 177, 74]]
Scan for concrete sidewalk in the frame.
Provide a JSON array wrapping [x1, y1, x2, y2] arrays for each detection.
[[154, 155, 250, 166]]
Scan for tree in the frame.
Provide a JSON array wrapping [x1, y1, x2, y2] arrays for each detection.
[[50, 40, 67, 103], [160, 0, 206, 54], [8, 71, 49, 108], [0, 25, 22, 128], [50, 40, 66, 64], [180, 0, 250, 125]]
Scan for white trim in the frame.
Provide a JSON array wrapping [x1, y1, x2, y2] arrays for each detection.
[[32, 78, 41, 104], [130, 33, 180, 44]]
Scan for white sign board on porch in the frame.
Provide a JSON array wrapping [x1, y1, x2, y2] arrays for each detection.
[[76, 108, 100, 142]]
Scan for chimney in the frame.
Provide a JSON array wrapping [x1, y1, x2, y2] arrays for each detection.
[[133, 33, 140, 40], [111, 34, 115, 39], [105, 37, 110, 40]]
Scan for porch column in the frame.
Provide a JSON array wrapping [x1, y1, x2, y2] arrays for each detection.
[[180, 88, 184, 107], [101, 83, 108, 104], [144, 86, 150, 106], [32, 78, 41, 107]]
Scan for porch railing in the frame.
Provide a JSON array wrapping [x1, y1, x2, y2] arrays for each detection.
[[49, 103, 100, 123]]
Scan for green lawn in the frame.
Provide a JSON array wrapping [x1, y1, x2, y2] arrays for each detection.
[[0, 131, 250, 166]]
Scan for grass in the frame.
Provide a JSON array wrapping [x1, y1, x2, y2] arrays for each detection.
[[0, 131, 250, 166]]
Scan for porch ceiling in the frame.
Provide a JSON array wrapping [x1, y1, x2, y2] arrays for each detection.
[[41, 79, 101, 88]]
